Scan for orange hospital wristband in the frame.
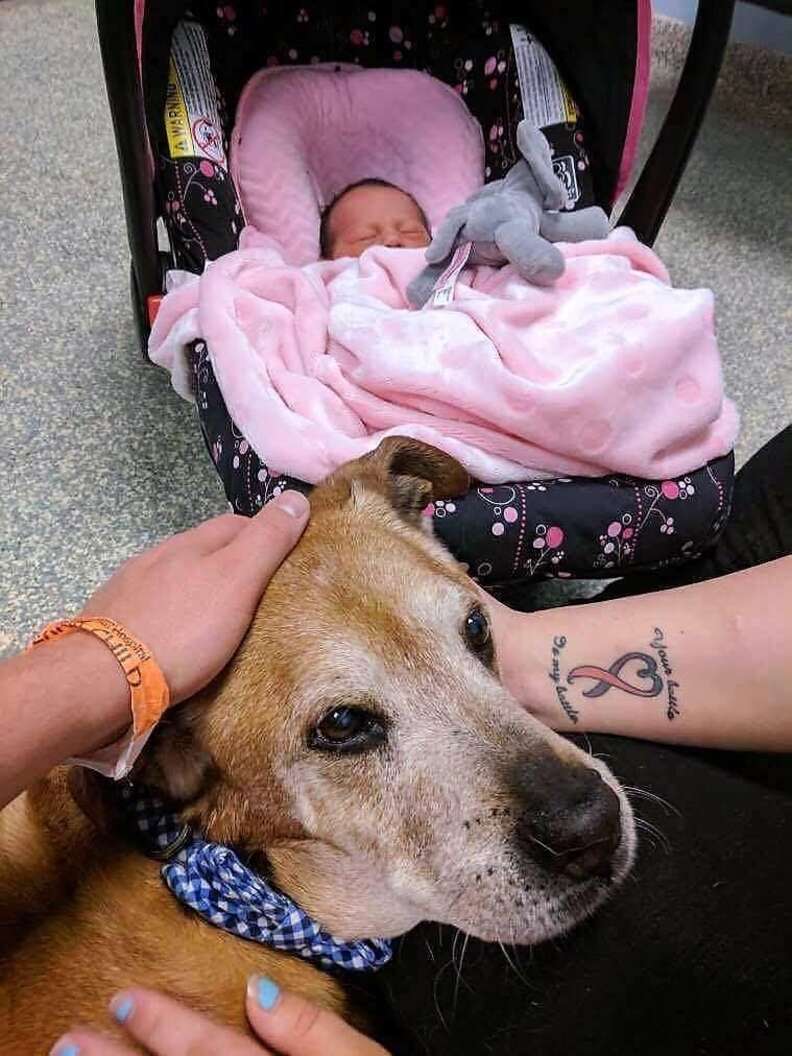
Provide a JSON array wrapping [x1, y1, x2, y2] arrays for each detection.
[[30, 617, 170, 779]]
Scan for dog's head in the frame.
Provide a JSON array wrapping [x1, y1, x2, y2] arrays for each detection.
[[114, 439, 636, 944]]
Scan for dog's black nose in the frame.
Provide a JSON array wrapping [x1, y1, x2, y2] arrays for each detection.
[[514, 763, 621, 881]]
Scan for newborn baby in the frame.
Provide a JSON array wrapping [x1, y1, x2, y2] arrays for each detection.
[[320, 178, 431, 259]]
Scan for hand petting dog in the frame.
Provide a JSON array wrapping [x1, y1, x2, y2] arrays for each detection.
[[0, 490, 311, 809], [50, 978, 389, 1056], [80, 489, 312, 705]]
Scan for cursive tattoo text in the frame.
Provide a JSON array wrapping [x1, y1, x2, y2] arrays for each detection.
[[650, 627, 681, 720], [548, 635, 579, 724]]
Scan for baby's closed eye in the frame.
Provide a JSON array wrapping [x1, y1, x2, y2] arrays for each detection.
[[348, 230, 378, 246], [400, 227, 430, 246]]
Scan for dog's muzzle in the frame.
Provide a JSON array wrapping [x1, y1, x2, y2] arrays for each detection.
[[510, 758, 623, 882]]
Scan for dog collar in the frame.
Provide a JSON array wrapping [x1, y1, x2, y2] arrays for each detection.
[[119, 784, 393, 973]]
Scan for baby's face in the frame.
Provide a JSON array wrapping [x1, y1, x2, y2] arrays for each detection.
[[326, 185, 430, 259]]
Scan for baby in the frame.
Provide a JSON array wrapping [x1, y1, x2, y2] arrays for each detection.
[[320, 178, 431, 259]]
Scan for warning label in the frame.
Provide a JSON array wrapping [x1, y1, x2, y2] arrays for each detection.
[[510, 24, 578, 131], [165, 20, 226, 165]]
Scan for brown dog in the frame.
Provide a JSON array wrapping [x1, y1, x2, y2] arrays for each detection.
[[0, 438, 635, 1053]]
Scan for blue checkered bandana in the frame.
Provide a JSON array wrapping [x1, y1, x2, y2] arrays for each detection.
[[119, 784, 393, 973]]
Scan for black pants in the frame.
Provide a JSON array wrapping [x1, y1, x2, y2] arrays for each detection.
[[375, 427, 792, 1056]]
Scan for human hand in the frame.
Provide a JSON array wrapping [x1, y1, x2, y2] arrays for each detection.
[[50, 976, 390, 1055], [81, 492, 310, 704]]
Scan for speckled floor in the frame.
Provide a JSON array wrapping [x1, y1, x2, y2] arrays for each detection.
[[1, 0, 790, 654]]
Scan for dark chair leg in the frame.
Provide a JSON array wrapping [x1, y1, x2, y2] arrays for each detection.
[[618, 0, 736, 245], [95, 0, 161, 356]]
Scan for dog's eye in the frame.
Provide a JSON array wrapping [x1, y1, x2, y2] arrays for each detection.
[[309, 706, 387, 754], [464, 607, 492, 658]]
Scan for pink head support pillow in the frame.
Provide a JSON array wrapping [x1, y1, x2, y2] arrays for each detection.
[[230, 65, 485, 265]]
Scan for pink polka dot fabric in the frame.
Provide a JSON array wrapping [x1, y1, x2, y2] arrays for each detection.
[[151, 229, 739, 485], [230, 65, 484, 265]]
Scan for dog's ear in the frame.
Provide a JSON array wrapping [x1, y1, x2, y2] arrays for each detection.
[[362, 437, 471, 525], [133, 702, 218, 803], [67, 767, 123, 834], [68, 703, 217, 834], [318, 437, 470, 527]]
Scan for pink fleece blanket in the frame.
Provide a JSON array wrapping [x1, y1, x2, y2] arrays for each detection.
[[150, 228, 738, 484]]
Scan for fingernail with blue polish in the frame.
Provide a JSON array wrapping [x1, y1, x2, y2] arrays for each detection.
[[49, 1040, 80, 1056], [254, 975, 281, 1011], [111, 994, 135, 1025]]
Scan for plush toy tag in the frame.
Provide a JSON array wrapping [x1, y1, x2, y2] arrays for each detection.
[[425, 242, 473, 309]]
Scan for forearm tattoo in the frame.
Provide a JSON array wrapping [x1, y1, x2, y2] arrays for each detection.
[[549, 627, 681, 723], [549, 636, 579, 724]]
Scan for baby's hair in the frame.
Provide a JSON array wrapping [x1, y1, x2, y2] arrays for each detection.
[[319, 178, 429, 258]]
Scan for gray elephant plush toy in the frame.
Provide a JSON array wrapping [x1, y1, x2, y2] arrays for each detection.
[[407, 120, 609, 308]]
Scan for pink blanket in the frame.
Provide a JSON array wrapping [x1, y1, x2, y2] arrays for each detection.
[[150, 228, 738, 484]]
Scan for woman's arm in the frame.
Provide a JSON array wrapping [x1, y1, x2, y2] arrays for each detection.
[[489, 557, 792, 751], [0, 492, 309, 810], [0, 635, 131, 808]]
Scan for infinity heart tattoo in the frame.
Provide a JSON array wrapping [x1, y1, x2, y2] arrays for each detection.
[[567, 652, 664, 698]]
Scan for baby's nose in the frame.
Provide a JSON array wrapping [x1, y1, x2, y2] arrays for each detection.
[[383, 230, 403, 247]]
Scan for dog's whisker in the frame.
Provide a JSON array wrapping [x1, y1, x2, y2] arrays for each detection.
[[450, 928, 462, 973], [635, 814, 668, 839], [635, 815, 672, 853], [512, 918, 536, 970], [509, 918, 539, 981], [432, 972, 451, 1033], [634, 828, 659, 853], [496, 934, 531, 987], [508, 922, 530, 969], [622, 784, 681, 817], [634, 815, 658, 839], [504, 921, 532, 981], [637, 819, 671, 849], [452, 930, 473, 1013], [432, 949, 463, 1032]]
